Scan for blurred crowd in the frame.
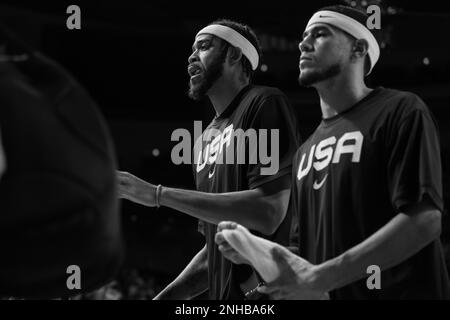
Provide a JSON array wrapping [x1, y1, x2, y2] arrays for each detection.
[[1, 267, 169, 300]]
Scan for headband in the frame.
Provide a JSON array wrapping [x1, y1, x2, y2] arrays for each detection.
[[196, 24, 259, 70], [306, 10, 380, 75]]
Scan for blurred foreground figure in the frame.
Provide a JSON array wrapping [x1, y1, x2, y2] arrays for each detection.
[[0, 25, 124, 298]]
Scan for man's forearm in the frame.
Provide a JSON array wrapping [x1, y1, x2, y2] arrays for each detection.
[[315, 206, 442, 292], [155, 245, 208, 300], [118, 171, 291, 235], [159, 185, 290, 235]]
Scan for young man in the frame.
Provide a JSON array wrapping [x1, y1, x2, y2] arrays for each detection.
[[215, 6, 450, 299], [117, 19, 301, 299]]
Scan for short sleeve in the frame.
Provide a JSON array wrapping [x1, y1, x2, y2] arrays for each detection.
[[387, 101, 443, 213], [245, 94, 301, 189]]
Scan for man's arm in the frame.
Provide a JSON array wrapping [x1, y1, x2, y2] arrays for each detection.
[[154, 245, 208, 300], [118, 171, 291, 235], [253, 201, 442, 299], [314, 201, 441, 292]]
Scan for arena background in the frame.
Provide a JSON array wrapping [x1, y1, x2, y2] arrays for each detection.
[[1, 0, 449, 299]]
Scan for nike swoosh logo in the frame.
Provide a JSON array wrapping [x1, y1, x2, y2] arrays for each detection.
[[313, 173, 328, 190], [208, 166, 216, 179], [319, 15, 332, 18]]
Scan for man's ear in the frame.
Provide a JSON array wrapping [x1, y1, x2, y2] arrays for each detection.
[[227, 46, 243, 66], [351, 39, 369, 60]]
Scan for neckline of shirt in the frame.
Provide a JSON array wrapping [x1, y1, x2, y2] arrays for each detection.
[[320, 86, 383, 127], [214, 84, 253, 121]]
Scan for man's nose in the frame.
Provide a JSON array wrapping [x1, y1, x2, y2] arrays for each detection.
[[299, 36, 313, 53], [188, 50, 199, 64]]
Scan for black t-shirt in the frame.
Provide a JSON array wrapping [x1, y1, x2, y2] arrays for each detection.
[[291, 87, 450, 299], [193, 84, 301, 300]]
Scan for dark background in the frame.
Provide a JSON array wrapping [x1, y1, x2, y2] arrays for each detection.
[[1, 0, 449, 299]]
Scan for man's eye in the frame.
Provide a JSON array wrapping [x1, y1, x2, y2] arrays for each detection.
[[315, 32, 325, 38]]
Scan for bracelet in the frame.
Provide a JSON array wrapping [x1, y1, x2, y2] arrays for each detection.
[[155, 184, 163, 208]]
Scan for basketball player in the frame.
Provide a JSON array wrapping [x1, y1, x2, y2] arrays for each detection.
[[118, 20, 301, 299], [215, 5, 450, 299]]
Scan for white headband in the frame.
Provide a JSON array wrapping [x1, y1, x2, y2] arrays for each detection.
[[306, 10, 380, 75], [196, 24, 259, 70]]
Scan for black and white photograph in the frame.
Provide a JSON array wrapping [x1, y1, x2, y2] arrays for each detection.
[[0, 0, 449, 309]]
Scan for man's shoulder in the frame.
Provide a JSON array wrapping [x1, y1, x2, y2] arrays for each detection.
[[361, 87, 431, 128], [247, 85, 288, 101], [240, 85, 292, 115], [377, 87, 428, 112]]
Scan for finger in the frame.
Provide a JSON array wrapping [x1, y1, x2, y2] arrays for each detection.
[[215, 231, 235, 247], [117, 175, 130, 186], [215, 232, 226, 245], [217, 221, 238, 232], [218, 243, 241, 258], [117, 191, 128, 199], [218, 245, 234, 259], [117, 171, 135, 182], [117, 186, 133, 198], [219, 247, 245, 264], [218, 243, 234, 253], [117, 184, 131, 195]]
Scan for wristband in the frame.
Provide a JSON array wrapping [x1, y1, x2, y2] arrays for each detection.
[[155, 184, 163, 208]]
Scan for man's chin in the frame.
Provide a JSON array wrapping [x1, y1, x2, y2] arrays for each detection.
[[298, 72, 317, 87], [299, 64, 341, 87], [188, 84, 206, 101]]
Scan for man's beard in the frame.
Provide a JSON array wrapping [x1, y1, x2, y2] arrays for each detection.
[[298, 63, 342, 87], [188, 53, 227, 101]]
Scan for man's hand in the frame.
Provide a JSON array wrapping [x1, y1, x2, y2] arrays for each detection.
[[117, 171, 157, 207], [215, 222, 251, 265], [257, 246, 330, 300], [216, 221, 329, 299]]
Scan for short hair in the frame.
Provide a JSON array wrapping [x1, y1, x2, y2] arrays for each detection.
[[318, 5, 380, 75], [209, 19, 261, 80]]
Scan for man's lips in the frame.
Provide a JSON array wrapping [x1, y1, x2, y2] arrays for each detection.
[[188, 64, 203, 77], [299, 57, 313, 68]]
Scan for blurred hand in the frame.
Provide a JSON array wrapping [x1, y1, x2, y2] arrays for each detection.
[[215, 221, 251, 265], [117, 171, 157, 207]]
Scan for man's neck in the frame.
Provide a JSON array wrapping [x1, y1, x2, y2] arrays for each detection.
[[315, 72, 372, 119], [208, 78, 249, 117]]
